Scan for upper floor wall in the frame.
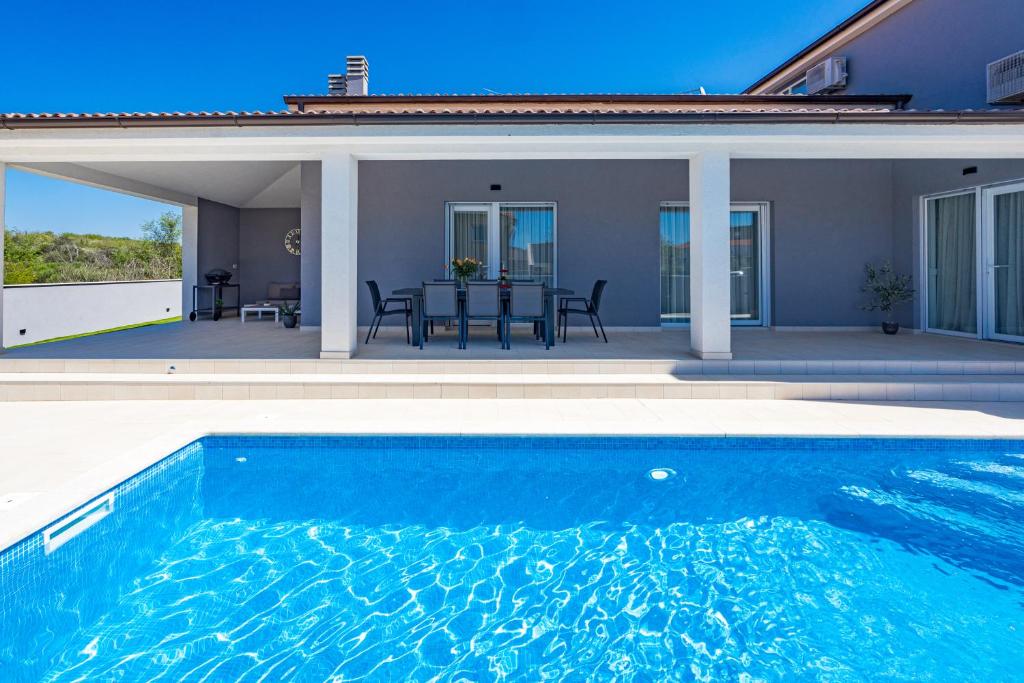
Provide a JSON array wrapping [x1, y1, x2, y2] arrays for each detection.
[[751, 0, 1024, 110]]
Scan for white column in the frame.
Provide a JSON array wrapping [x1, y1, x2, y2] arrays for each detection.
[[689, 151, 732, 360], [0, 162, 6, 352], [180, 204, 198, 322], [320, 153, 359, 358]]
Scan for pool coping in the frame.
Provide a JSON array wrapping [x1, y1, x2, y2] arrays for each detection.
[[5, 425, 1024, 555]]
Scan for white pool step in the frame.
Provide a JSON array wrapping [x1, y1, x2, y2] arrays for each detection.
[[0, 372, 1021, 401]]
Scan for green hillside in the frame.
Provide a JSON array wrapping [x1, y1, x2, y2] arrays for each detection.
[[4, 212, 182, 285]]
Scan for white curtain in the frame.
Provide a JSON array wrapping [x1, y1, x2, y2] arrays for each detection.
[[500, 206, 554, 286], [451, 209, 489, 276], [660, 206, 690, 322], [927, 193, 977, 334], [995, 190, 1024, 337]]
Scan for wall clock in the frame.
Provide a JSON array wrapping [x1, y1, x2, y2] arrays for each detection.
[[284, 227, 301, 256]]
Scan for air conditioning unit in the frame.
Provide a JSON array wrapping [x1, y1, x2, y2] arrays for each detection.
[[988, 50, 1024, 104], [805, 57, 848, 94]]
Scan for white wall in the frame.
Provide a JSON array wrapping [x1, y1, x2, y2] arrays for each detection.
[[3, 280, 181, 347]]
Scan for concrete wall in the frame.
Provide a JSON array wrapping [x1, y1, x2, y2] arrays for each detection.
[[891, 159, 1024, 326], [300, 161, 323, 326], [815, 0, 1024, 109], [197, 198, 240, 281], [357, 159, 902, 328], [733, 160, 895, 327], [239, 208, 301, 305], [3, 280, 181, 346], [198, 199, 302, 309]]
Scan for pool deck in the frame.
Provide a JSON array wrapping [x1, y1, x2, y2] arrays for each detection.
[[3, 398, 1024, 554]]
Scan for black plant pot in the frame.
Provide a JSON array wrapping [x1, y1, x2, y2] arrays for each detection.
[[881, 321, 900, 335], [282, 315, 298, 329]]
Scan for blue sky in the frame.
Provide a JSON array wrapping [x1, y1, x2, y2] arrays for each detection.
[[2, 0, 867, 237]]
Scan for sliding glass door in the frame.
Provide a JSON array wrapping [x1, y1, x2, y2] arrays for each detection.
[[659, 205, 691, 324], [659, 202, 770, 326], [730, 208, 762, 323], [446, 203, 556, 286], [985, 183, 1024, 342], [924, 192, 978, 335], [924, 182, 1024, 344]]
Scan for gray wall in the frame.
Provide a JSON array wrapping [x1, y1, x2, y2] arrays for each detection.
[[734, 160, 895, 327], [357, 159, 905, 328], [814, 0, 1024, 109], [239, 208, 301, 306], [197, 198, 239, 280], [891, 159, 1024, 326], [300, 161, 322, 326], [358, 160, 686, 327], [197, 200, 302, 310]]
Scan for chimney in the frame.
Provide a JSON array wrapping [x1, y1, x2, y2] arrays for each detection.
[[345, 55, 368, 96], [327, 73, 347, 95]]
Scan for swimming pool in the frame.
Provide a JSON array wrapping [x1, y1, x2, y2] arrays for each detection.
[[1, 435, 1022, 680]]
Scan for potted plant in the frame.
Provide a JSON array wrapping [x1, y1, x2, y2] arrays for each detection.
[[860, 262, 914, 334], [213, 298, 223, 321], [451, 257, 482, 285], [279, 300, 300, 329]]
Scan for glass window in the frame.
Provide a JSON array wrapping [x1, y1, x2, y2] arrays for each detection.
[[500, 205, 555, 287], [660, 205, 691, 323], [730, 210, 760, 321], [659, 204, 767, 325]]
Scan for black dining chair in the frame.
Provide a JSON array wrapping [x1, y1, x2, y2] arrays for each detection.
[[365, 280, 412, 344], [558, 279, 608, 343], [506, 282, 548, 350], [420, 281, 461, 350], [463, 281, 503, 349]]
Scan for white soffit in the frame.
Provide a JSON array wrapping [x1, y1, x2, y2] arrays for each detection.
[[242, 164, 300, 208], [60, 160, 300, 207]]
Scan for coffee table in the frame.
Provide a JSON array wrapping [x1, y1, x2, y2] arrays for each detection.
[[241, 304, 279, 323]]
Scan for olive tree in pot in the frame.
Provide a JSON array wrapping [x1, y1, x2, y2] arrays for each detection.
[[860, 262, 914, 334], [279, 300, 300, 329]]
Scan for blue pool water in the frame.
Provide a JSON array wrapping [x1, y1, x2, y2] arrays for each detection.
[[1, 436, 1023, 681]]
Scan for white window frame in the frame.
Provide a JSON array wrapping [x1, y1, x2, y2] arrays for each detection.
[[983, 180, 1024, 343], [445, 201, 557, 285], [659, 201, 772, 328], [779, 77, 808, 95], [918, 188, 984, 339], [918, 177, 1024, 342]]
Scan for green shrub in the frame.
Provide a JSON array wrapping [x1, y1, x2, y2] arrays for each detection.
[[4, 219, 183, 284]]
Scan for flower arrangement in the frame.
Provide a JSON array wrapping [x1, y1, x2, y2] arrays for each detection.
[[450, 257, 482, 282]]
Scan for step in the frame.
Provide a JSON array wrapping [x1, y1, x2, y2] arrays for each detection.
[[0, 373, 1021, 401], [1, 358, 1022, 377]]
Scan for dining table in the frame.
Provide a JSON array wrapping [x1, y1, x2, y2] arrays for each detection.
[[393, 285, 574, 348]]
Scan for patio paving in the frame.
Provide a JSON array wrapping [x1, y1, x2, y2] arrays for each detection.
[[4, 318, 1024, 363], [5, 397, 1024, 552], [3, 319, 322, 360]]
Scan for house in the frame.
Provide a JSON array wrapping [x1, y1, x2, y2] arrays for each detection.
[[1, 0, 1023, 362]]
